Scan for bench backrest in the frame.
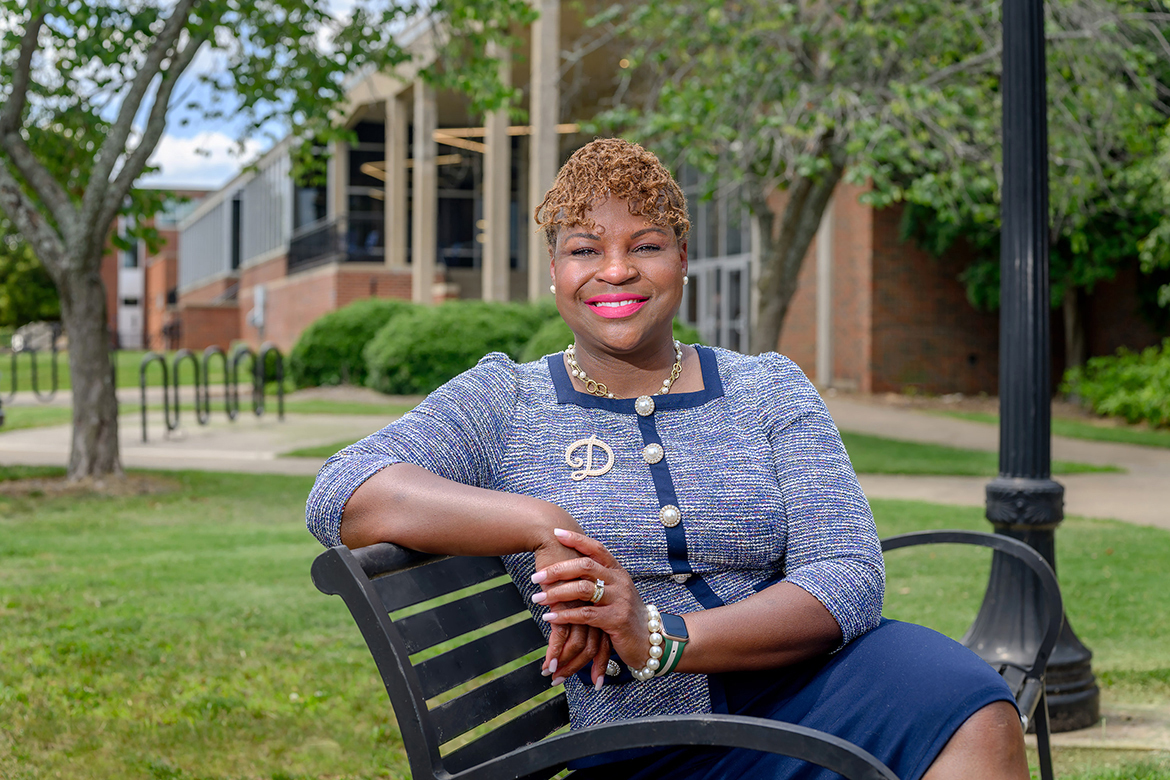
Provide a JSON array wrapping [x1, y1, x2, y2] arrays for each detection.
[[311, 543, 570, 780]]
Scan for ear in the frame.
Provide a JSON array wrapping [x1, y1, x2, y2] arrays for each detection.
[[679, 240, 688, 278]]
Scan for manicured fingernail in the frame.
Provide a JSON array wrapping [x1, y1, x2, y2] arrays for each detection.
[[531, 592, 547, 604], [549, 659, 558, 674], [553, 528, 571, 538], [542, 612, 558, 622], [594, 675, 605, 691], [551, 676, 565, 686], [541, 666, 552, 677], [531, 571, 547, 584]]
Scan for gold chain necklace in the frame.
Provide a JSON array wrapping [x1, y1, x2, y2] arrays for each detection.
[[565, 340, 683, 399]]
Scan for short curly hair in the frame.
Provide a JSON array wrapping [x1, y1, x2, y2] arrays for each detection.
[[534, 138, 690, 253]]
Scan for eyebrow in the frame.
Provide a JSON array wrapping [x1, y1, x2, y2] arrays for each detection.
[[563, 227, 669, 243], [631, 227, 669, 240]]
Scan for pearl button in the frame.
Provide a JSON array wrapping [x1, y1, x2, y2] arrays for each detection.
[[659, 504, 681, 527], [635, 395, 655, 416], [642, 443, 664, 464], [671, 573, 691, 584]]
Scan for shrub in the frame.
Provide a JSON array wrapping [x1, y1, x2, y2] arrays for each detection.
[[364, 301, 555, 395], [1062, 338, 1170, 428], [520, 317, 705, 363], [289, 298, 414, 388]]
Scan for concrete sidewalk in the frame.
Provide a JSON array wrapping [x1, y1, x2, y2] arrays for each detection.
[[0, 407, 391, 476], [824, 395, 1170, 532]]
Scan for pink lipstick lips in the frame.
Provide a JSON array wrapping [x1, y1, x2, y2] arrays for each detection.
[[585, 293, 649, 319]]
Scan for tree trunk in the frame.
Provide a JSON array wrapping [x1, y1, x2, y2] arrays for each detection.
[[1062, 284, 1086, 371], [57, 254, 122, 481], [750, 150, 846, 355]]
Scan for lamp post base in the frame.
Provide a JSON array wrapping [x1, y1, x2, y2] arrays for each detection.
[[973, 479, 1099, 733], [1046, 626, 1100, 732]]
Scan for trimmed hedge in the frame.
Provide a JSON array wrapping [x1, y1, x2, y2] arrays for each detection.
[[520, 317, 704, 362], [289, 298, 414, 388], [1062, 338, 1170, 428], [364, 301, 556, 395]]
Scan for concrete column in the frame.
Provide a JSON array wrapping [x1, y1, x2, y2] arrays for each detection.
[[527, 0, 560, 299], [385, 92, 409, 268], [815, 198, 834, 387], [327, 140, 348, 219], [483, 42, 512, 302], [412, 82, 438, 303]]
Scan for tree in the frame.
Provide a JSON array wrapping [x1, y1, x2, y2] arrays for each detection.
[[0, 0, 527, 480], [586, 0, 1170, 355], [0, 218, 59, 327]]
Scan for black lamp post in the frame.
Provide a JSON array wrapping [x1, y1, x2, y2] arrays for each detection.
[[963, 0, 1099, 732]]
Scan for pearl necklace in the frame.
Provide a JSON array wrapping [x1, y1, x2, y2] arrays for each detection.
[[565, 340, 683, 399]]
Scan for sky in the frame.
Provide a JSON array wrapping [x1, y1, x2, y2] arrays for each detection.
[[138, 1, 361, 191]]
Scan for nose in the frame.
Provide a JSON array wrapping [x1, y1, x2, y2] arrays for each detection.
[[596, 249, 638, 284]]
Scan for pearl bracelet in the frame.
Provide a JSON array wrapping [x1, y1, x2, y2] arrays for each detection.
[[631, 605, 665, 681]]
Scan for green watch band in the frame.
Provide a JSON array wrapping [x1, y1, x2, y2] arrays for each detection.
[[657, 613, 689, 676]]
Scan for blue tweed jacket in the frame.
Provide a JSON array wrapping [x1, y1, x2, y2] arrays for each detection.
[[306, 345, 884, 728]]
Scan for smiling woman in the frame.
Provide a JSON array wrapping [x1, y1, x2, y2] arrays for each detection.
[[306, 138, 1028, 780]]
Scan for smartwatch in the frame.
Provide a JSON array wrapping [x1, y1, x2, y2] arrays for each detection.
[[658, 613, 689, 675]]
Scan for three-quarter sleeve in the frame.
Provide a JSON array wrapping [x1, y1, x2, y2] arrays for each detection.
[[305, 353, 520, 547], [760, 353, 885, 645]]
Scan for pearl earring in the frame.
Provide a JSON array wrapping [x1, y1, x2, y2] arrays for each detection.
[[550, 283, 556, 294], [683, 275, 689, 286]]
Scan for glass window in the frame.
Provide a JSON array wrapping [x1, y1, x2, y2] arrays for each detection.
[[294, 186, 327, 230], [122, 240, 139, 268]]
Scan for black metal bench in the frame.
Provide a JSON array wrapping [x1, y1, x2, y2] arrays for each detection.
[[310, 530, 1061, 780]]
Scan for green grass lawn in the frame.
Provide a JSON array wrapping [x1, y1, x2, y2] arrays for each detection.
[[839, 431, 1118, 475], [1, 468, 1166, 779], [0, 404, 74, 431], [939, 410, 1170, 450]]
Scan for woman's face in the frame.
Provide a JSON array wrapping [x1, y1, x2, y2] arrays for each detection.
[[550, 196, 687, 358]]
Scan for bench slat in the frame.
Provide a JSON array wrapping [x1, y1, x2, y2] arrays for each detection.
[[432, 660, 553, 744], [372, 555, 507, 612], [416, 619, 547, 700], [396, 583, 528, 655], [442, 694, 570, 777]]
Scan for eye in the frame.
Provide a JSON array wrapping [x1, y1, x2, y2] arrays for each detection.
[[570, 246, 599, 257], [634, 243, 663, 253]]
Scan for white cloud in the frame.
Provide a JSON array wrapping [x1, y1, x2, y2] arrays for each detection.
[[139, 131, 271, 190]]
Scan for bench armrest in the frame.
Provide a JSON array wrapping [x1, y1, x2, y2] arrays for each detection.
[[880, 530, 1064, 678], [451, 713, 899, 780]]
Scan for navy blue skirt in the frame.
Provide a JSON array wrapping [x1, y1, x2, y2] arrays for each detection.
[[570, 620, 1016, 780]]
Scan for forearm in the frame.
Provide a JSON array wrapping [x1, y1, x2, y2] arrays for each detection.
[[669, 582, 842, 674], [339, 462, 582, 557]]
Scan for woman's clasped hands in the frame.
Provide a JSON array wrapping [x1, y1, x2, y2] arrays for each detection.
[[532, 528, 654, 690]]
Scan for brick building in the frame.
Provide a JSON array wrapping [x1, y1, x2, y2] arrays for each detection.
[[98, 189, 209, 350], [169, 2, 1166, 391], [776, 182, 1165, 394]]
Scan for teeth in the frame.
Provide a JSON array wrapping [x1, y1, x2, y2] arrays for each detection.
[[594, 300, 642, 307]]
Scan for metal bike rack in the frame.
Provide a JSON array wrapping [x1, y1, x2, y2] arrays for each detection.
[[139, 352, 175, 442], [202, 345, 233, 421], [231, 345, 257, 416], [172, 349, 210, 427], [256, 341, 285, 420], [4, 338, 62, 403], [138, 344, 286, 442]]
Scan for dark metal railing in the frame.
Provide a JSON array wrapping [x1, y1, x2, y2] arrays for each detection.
[[287, 213, 385, 274], [138, 343, 285, 442], [3, 339, 63, 403]]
